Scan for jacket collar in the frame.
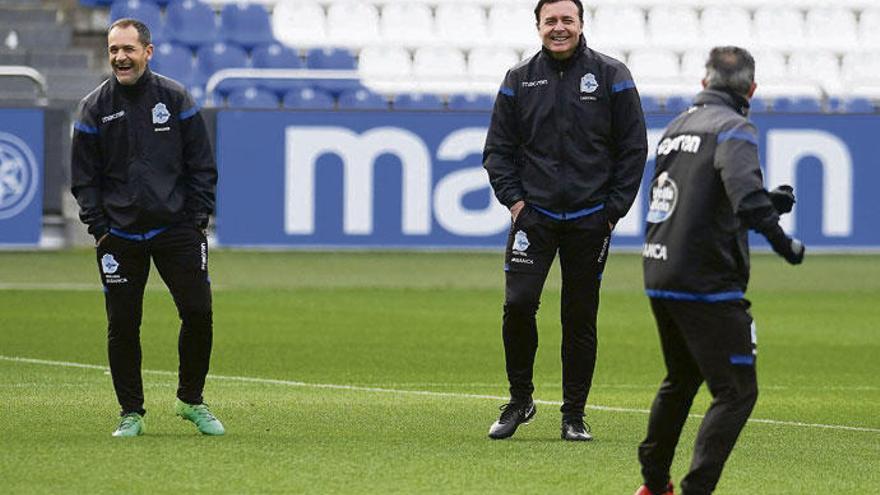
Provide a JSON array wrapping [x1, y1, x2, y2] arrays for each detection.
[[693, 89, 751, 117], [111, 67, 153, 97], [541, 35, 587, 71]]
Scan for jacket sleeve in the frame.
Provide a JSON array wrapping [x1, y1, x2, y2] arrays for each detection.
[[483, 71, 524, 209], [713, 121, 781, 236], [178, 91, 217, 224], [606, 66, 648, 225], [70, 99, 109, 240]]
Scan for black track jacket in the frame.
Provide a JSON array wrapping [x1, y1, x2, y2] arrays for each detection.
[[71, 68, 216, 238], [483, 36, 648, 225], [643, 90, 784, 300]]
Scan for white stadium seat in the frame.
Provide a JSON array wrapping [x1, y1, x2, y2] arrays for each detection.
[[700, 7, 752, 48], [413, 46, 469, 93], [647, 6, 700, 51], [468, 47, 519, 90], [358, 46, 415, 94], [841, 51, 880, 97], [435, 4, 488, 49], [326, 1, 381, 48], [487, 5, 538, 52], [858, 9, 880, 49], [805, 8, 858, 51], [379, 3, 435, 47], [753, 7, 805, 50], [628, 48, 680, 79], [272, 1, 327, 49], [788, 51, 842, 95], [590, 6, 646, 51]]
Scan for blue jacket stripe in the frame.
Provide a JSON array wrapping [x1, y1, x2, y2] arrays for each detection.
[[612, 80, 636, 93], [532, 203, 604, 220], [730, 354, 756, 366], [109, 226, 169, 241], [499, 86, 515, 97], [717, 129, 758, 145], [74, 121, 98, 134], [179, 106, 199, 120], [645, 289, 745, 302]]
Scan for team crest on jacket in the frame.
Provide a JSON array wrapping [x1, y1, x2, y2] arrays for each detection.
[[513, 230, 530, 252], [101, 254, 120, 274], [152, 102, 171, 124], [580, 73, 599, 93], [646, 171, 679, 223]]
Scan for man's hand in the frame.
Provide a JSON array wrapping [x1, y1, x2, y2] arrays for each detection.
[[95, 232, 109, 247], [510, 200, 525, 221], [769, 185, 796, 214]]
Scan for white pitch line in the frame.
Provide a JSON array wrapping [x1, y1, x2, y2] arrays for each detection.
[[2, 355, 879, 434]]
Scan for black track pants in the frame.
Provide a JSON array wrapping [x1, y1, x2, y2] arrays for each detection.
[[96, 225, 213, 415], [501, 206, 611, 416], [638, 298, 758, 495]]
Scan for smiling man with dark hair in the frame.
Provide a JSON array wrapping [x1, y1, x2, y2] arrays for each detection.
[[483, 0, 648, 441]]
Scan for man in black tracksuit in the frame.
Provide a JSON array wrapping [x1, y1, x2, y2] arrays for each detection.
[[71, 19, 223, 437], [483, 0, 647, 441], [635, 47, 804, 495]]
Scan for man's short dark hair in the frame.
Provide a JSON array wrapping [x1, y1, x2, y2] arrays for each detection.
[[704, 46, 755, 97], [534, 0, 585, 24], [108, 18, 152, 47]]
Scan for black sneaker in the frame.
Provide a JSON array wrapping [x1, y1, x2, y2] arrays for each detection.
[[487, 400, 536, 439], [561, 415, 593, 441]]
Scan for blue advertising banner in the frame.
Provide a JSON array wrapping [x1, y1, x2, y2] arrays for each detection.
[[0, 109, 43, 246], [216, 110, 880, 250]]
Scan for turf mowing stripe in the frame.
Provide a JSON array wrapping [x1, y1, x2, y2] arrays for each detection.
[[3, 354, 879, 434]]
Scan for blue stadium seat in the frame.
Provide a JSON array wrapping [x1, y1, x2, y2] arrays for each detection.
[[337, 88, 387, 110], [393, 93, 444, 110], [109, 0, 164, 42], [166, 0, 218, 49], [305, 48, 360, 94], [251, 43, 307, 96], [226, 87, 279, 109], [221, 3, 274, 50], [750, 97, 770, 113], [773, 97, 822, 113], [282, 87, 336, 110], [151, 42, 195, 86], [195, 41, 250, 94], [447, 93, 494, 111], [640, 95, 661, 113], [842, 97, 875, 113], [664, 96, 691, 113]]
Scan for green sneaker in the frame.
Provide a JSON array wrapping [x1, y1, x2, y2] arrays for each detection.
[[175, 399, 225, 436], [112, 412, 145, 437]]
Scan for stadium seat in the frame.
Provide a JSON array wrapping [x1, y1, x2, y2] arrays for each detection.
[[788, 51, 842, 95], [680, 49, 706, 81], [109, 0, 164, 42], [841, 97, 875, 113], [647, 6, 699, 50], [447, 93, 494, 111], [413, 47, 468, 93], [358, 46, 414, 94], [700, 7, 752, 47], [664, 96, 691, 113], [805, 8, 858, 52], [150, 42, 195, 86], [221, 3, 274, 50], [282, 87, 335, 110], [226, 87, 280, 109], [380, 3, 434, 46], [272, 0, 327, 48], [251, 42, 307, 96], [305, 47, 359, 94], [195, 41, 249, 94], [326, 1, 381, 48], [166, 0, 218, 49], [753, 7, 805, 50], [337, 88, 387, 110], [841, 52, 880, 98], [468, 47, 519, 82], [859, 9, 880, 49], [435, 4, 488, 49], [392, 93, 444, 111], [640, 95, 661, 113], [590, 6, 646, 51], [628, 49, 680, 80], [772, 96, 822, 113], [487, 5, 540, 51]]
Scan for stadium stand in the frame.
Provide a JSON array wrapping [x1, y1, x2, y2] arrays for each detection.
[[46, 0, 880, 112], [109, 0, 164, 42], [282, 86, 335, 109], [392, 93, 444, 111], [226, 86, 280, 108], [337, 87, 387, 110]]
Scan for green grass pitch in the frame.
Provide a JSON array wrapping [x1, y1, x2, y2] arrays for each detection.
[[0, 250, 878, 493]]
